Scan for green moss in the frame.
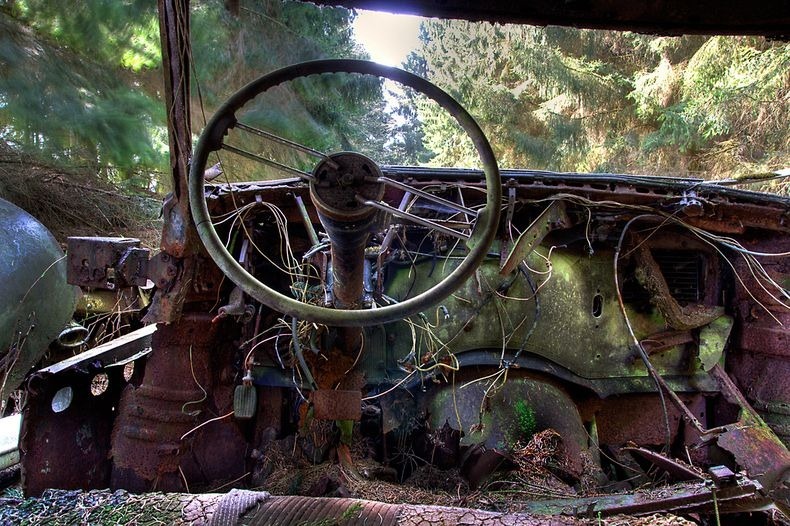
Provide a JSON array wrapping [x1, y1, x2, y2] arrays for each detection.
[[297, 502, 364, 526], [514, 400, 537, 440], [337, 419, 354, 446], [341, 502, 363, 520]]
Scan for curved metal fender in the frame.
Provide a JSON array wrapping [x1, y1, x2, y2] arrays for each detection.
[[0, 198, 77, 401]]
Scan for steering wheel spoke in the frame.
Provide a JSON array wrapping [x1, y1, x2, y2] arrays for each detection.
[[374, 176, 478, 217], [356, 195, 472, 241], [220, 143, 315, 182], [234, 122, 340, 170]]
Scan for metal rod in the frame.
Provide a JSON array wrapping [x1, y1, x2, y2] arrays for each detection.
[[375, 177, 477, 216], [357, 196, 470, 240], [235, 122, 339, 169], [377, 192, 412, 293], [294, 195, 320, 247], [220, 144, 315, 181], [379, 192, 412, 255]]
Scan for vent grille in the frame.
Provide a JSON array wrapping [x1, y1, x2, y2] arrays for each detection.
[[652, 250, 703, 304], [621, 250, 705, 307]]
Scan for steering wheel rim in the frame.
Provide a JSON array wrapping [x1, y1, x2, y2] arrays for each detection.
[[189, 59, 501, 327]]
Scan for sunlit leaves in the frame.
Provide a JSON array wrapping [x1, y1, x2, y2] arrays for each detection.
[[412, 20, 789, 182]]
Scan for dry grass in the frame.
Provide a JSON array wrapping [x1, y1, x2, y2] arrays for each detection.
[[0, 145, 162, 248], [252, 429, 699, 526]]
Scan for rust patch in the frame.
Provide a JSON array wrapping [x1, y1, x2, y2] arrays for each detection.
[[593, 394, 695, 447], [312, 390, 362, 421], [21, 369, 123, 496], [66, 236, 145, 289], [110, 314, 220, 491]]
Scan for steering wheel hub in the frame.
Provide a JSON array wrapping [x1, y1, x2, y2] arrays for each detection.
[[310, 152, 385, 222]]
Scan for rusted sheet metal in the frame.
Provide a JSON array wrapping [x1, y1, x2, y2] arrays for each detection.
[[67, 237, 186, 296], [157, 0, 193, 257], [21, 369, 125, 496], [141, 256, 196, 324], [110, 315, 219, 491], [633, 244, 723, 330], [717, 431, 790, 515], [738, 325, 790, 358], [66, 237, 145, 289], [727, 237, 790, 451], [592, 394, 705, 447], [312, 390, 362, 421], [209, 167, 790, 234], [710, 364, 790, 502], [143, 0, 199, 324], [380, 167, 790, 233], [728, 347, 790, 446]]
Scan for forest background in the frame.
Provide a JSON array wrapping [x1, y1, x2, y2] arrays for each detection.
[[0, 0, 787, 243]]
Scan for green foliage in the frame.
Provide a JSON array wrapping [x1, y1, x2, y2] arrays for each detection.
[[412, 20, 638, 170], [187, 1, 423, 180], [0, 4, 166, 180], [0, 0, 399, 189], [2, 2, 785, 194], [412, 20, 789, 186]]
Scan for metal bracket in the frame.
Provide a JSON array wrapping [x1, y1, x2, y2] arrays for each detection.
[[500, 200, 570, 275], [67, 236, 179, 292], [67, 237, 148, 290]]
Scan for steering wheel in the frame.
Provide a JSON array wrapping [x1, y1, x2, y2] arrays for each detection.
[[189, 59, 501, 327]]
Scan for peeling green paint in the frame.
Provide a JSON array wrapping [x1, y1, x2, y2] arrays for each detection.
[[381, 247, 692, 385]]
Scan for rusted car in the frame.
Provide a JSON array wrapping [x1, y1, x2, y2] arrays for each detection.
[[11, 1, 790, 523]]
